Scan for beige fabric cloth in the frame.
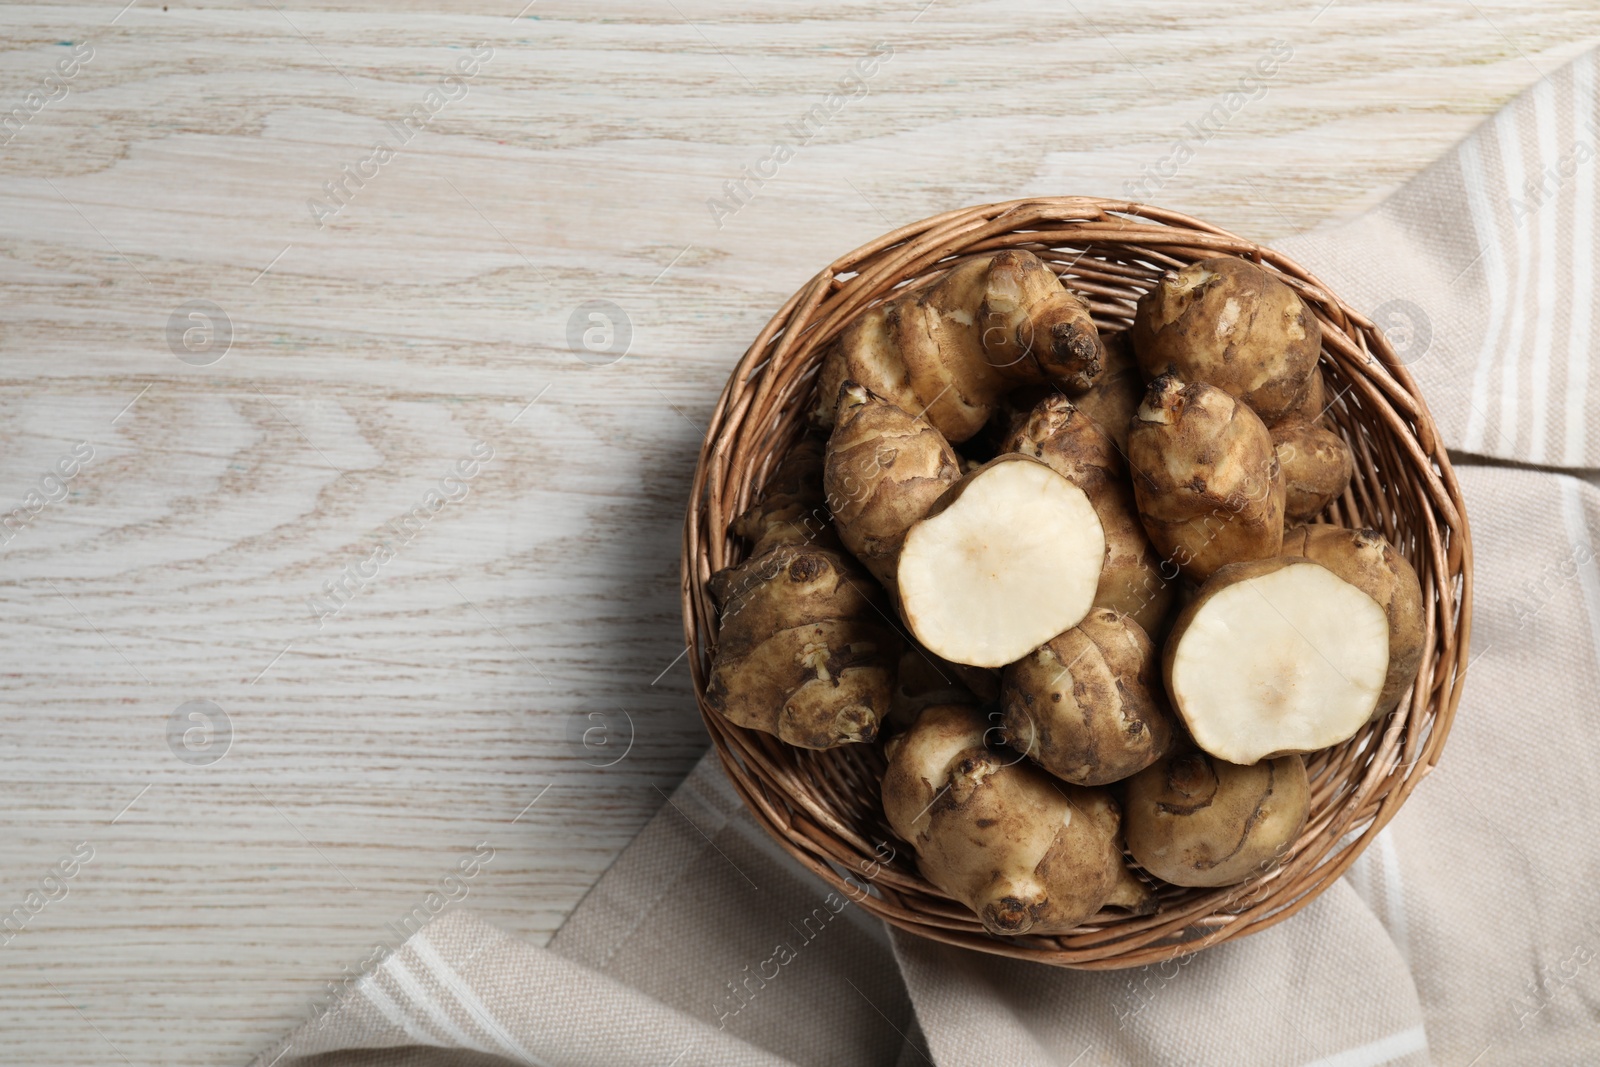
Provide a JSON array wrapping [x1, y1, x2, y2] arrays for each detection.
[[253, 752, 929, 1067], [1276, 48, 1600, 469], [253, 50, 1600, 1067]]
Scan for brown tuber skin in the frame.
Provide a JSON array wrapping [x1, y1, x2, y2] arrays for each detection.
[[980, 250, 1104, 393], [882, 704, 1154, 936], [1070, 329, 1144, 453], [1131, 257, 1321, 423], [706, 438, 900, 748], [1005, 395, 1174, 635], [1000, 609, 1175, 786], [1271, 418, 1354, 523], [730, 436, 832, 549], [1127, 375, 1286, 582], [1123, 750, 1310, 888], [824, 382, 961, 589], [1283, 524, 1425, 718], [816, 250, 1104, 444], [1273, 366, 1329, 426]]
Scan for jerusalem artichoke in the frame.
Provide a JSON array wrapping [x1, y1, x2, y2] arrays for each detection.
[[706, 439, 900, 748], [882, 703, 1154, 936], [1123, 751, 1310, 887], [1131, 257, 1321, 423], [1127, 375, 1285, 582], [817, 250, 1104, 444], [896, 455, 1106, 668], [1271, 418, 1354, 524], [1163, 556, 1390, 764], [999, 609, 1174, 786]]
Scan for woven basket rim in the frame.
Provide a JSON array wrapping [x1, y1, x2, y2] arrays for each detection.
[[681, 196, 1473, 969]]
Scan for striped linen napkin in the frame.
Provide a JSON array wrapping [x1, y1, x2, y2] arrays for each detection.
[[1278, 48, 1600, 468], [253, 47, 1600, 1067]]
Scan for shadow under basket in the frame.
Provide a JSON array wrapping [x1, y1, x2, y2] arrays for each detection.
[[680, 196, 1473, 969]]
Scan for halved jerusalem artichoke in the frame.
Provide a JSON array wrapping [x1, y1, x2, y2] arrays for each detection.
[[1127, 375, 1285, 583], [897, 454, 1106, 668], [1163, 557, 1389, 765], [1130, 256, 1321, 423], [1123, 750, 1310, 887], [1006, 394, 1174, 635], [1283, 524, 1425, 718], [882, 703, 1154, 936], [1000, 609, 1174, 786]]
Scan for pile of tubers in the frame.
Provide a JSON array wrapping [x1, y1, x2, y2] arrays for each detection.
[[706, 251, 1426, 938]]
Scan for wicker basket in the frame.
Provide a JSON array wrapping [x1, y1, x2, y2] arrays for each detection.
[[681, 196, 1472, 969]]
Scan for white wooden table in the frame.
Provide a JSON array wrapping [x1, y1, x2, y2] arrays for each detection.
[[1, 2, 1593, 1062]]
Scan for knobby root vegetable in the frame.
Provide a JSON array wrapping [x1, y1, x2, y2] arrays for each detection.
[[1070, 329, 1143, 453], [730, 436, 831, 548], [1271, 418, 1354, 523], [1283, 524, 1425, 717], [981, 251, 1099, 383], [1274, 366, 1329, 426], [1007, 394, 1174, 635], [816, 250, 1104, 443], [882, 703, 1155, 935], [897, 454, 1106, 668], [1131, 257, 1321, 423], [824, 382, 962, 588], [1000, 609, 1174, 786], [1163, 557, 1389, 764], [1123, 751, 1310, 887], [1128, 375, 1285, 582], [706, 438, 900, 748]]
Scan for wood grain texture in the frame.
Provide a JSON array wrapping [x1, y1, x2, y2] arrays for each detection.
[[0, 1, 1593, 1062]]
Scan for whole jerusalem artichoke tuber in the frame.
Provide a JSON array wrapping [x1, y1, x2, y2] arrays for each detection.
[[882, 704, 1154, 936], [705, 438, 900, 749], [816, 250, 1104, 444]]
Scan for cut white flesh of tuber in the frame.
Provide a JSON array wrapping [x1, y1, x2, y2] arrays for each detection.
[[897, 457, 1105, 668], [1168, 562, 1389, 764]]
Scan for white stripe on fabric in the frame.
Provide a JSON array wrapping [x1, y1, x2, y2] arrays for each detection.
[[1459, 135, 1509, 453], [1565, 51, 1597, 465], [411, 929, 548, 1066], [1496, 102, 1533, 456], [1527, 79, 1561, 464], [356, 972, 436, 1045], [1560, 478, 1600, 671], [1297, 1024, 1429, 1067], [383, 950, 497, 1055], [1375, 828, 1410, 967], [1341, 839, 1376, 904]]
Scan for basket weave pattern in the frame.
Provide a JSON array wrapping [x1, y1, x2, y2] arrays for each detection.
[[682, 197, 1473, 968]]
